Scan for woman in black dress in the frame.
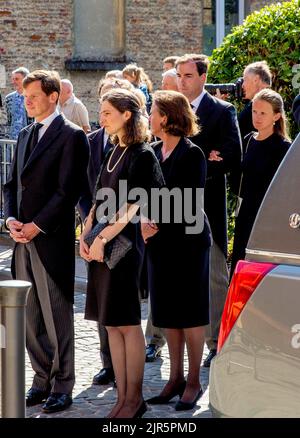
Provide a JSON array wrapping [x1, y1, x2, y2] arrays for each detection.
[[80, 89, 164, 418], [231, 89, 291, 276], [144, 90, 212, 411]]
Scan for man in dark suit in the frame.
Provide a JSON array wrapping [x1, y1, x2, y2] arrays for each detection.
[[239, 60, 272, 141], [176, 54, 242, 367], [4, 70, 89, 413], [78, 123, 115, 386]]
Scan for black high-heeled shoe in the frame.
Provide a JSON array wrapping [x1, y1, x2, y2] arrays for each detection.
[[133, 400, 147, 418], [174, 386, 203, 411], [146, 381, 186, 405]]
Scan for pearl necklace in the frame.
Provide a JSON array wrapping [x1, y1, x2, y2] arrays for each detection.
[[106, 145, 128, 173]]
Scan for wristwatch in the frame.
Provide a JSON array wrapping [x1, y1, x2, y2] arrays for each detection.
[[98, 234, 108, 245]]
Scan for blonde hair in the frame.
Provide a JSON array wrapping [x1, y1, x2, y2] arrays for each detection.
[[122, 64, 153, 92], [97, 77, 134, 98], [253, 89, 290, 141], [105, 70, 123, 80]]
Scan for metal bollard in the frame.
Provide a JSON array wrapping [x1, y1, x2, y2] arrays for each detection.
[[0, 280, 31, 418]]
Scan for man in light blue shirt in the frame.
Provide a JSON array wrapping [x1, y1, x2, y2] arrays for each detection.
[[5, 67, 32, 139]]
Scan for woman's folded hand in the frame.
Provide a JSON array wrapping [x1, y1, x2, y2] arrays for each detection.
[[79, 234, 92, 262], [141, 219, 159, 243], [89, 236, 105, 262]]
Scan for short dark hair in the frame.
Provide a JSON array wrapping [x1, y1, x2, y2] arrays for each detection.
[[244, 61, 272, 87], [175, 54, 209, 76], [163, 56, 180, 67], [23, 70, 61, 99], [153, 90, 199, 137]]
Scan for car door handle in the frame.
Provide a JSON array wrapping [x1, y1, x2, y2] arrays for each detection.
[[289, 213, 300, 229]]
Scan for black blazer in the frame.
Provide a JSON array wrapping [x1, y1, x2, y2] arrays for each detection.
[[238, 101, 255, 141], [152, 137, 212, 248], [87, 127, 106, 193], [4, 114, 89, 302], [191, 92, 242, 256], [77, 127, 114, 219]]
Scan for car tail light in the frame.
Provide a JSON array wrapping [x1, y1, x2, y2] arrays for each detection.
[[217, 260, 276, 352]]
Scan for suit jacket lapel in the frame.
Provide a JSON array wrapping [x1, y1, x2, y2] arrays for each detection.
[[18, 124, 33, 175], [93, 142, 115, 201], [22, 115, 64, 173], [196, 93, 214, 126], [95, 128, 105, 172], [16, 125, 33, 213]]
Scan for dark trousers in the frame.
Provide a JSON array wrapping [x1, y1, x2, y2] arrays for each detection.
[[15, 242, 75, 394], [97, 322, 113, 369], [145, 297, 166, 348]]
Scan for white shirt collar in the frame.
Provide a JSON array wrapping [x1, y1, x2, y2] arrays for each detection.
[[191, 89, 207, 112], [36, 108, 60, 128], [35, 108, 60, 140]]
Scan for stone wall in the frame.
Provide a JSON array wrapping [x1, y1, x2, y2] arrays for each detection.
[[0, 0, 280, 130], [0, 0, 74, 130], [126, 0, 202, 90], [0, 0, 203, 128]]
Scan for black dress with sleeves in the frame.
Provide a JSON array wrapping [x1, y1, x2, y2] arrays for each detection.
[[231, 132, 291, 275], [147, 137, 212, 329], [85, 142, 164, 326]]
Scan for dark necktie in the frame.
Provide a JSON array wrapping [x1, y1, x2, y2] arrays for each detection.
[[24, 122, 43, 163]]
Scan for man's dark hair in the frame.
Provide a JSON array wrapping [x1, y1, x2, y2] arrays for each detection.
[[175, 54, 209, 76], [163, 56, 180, 67], [23, 70, 61, 98]]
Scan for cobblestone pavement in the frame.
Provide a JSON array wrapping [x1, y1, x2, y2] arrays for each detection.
[[0, 236, 212, 419]]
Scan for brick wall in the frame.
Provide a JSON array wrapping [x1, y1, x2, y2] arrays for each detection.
[[126, 0, 202, 89], [0, 0, 73, 71], [0, 0, 203, 128], [0, 0, 280, 130], [0, 0, 100, 128], [0, 0, 74, 129]]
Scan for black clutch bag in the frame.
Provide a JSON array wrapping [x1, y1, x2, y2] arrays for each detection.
[[84, 217, 132, 269]]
